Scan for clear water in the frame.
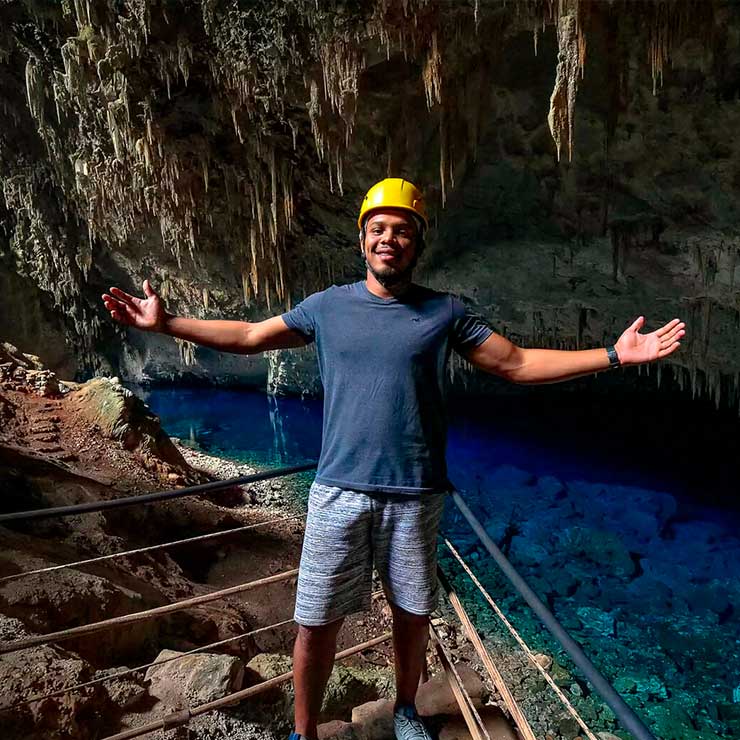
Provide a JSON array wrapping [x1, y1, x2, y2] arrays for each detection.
[[138, 386, 740, 740]]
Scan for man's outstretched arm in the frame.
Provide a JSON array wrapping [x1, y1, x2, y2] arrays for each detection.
[[465, 316, 686, 384], [102, 280, 307, 354]]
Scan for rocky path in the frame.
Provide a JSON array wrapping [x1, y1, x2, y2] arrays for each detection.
[[171, 440, 301, 511]]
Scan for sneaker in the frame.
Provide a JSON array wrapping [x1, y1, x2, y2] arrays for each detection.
[[288, 733, 313, 740], [394, 705, 433, 740]]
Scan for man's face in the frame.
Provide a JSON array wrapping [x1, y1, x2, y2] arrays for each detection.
[[362, 209, 419, 285]]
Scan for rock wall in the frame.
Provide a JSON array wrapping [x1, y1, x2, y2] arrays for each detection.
[[1, 1, 739, 408]]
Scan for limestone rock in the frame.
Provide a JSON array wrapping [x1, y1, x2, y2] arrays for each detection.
[[0, 344, 62, 397], [0, 643, 112, 740], [247, 652, 394, 721], [575, 606, 616, 638], [349, 665, 485, 738], [350, 698, 394, 739], [416, 664, 485, 715], [438, 707, 518, 740], [532, 653, 553, 671], [322, 664, 394, 721], [0, 569, 154, 663], [317, 719, 359, 739], [558, 526, 635, 577], [145, 649, 245, 708], [70, 377, 187, 469], [94, 668, 148, 710]]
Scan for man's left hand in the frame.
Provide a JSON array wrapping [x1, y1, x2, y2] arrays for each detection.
[[614, 316, 686, 366]]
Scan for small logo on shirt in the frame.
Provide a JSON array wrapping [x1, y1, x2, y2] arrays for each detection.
[[411, 317, 421, 322]]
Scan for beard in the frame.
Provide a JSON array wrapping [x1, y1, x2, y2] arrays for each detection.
[[364, 244, 418, 288], [365, 258, 414, 288]]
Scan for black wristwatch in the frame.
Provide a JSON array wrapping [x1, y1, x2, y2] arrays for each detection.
[[606, 345, 621, 369]]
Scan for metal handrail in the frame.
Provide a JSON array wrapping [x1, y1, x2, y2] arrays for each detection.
[[451, 490, 658, 740], [0, 462, 318, 523]]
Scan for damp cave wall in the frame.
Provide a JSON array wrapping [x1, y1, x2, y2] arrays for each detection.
[[1, 1, 740, 411]]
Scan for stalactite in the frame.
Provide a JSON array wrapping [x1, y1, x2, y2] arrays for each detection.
[[547, 9, 582, 161], [5, 0, 734, 371], [422, 30, 442, 109], [175, 337, 196, 366], [307, 79, 325, 162], [25, 57, 46, 125], [439, 110, 447, 207], [701, 298, 712, 354], [241, 267, 251, 306]]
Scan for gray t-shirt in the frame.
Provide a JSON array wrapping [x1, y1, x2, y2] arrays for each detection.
[[281, 280, 493, 495]]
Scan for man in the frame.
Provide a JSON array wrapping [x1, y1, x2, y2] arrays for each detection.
[[102, 178, 685, 740]]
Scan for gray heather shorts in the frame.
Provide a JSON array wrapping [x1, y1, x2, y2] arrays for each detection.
[[294, 482, 447, 626]]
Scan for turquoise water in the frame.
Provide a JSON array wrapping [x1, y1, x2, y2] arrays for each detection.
[[138, 386, 740, 740]]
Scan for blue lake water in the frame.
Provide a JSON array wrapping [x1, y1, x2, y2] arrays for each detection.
[[138, 386, 740, 740]]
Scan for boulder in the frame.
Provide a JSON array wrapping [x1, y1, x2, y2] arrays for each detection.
[[145, 649, 244, 708], [322, 664, 394, 720], [534, 474, 566, 502], [624, 674, 668, 701], [613, 676, 637, 695], [318, 719, 359, 739], [532, 653, 552, 671], [70, 377, 187, 469], [549, 660, 573, 687], [575, 606, 616, 637], [246, 652, 394, 721], [558, 526, 635, 578], [350, 698, 394, 739], [645, 700, 694, 739], [0, 643, 112, 740], [245, 652, 292, 680], [0, 569, 156, 664], [438, 707, 518, 740], [508, 536, 548, 566], [94, 668, 148, 710], [416, 664, 485, 715], [349, 666, 486, 739]]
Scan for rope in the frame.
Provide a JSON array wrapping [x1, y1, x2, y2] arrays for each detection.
[[0, 462, 318, 523], [438, 566, 537, 740], [429, 622, 491, 740], [0, 568, 299, 655], [445, 538, 599, 740], [101, 632, 393, 740], [0, 513, 306, 583], [1, 617, 295, 711]]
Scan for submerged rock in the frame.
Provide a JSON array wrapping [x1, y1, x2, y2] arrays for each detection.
[[558, 526, 636, 578]]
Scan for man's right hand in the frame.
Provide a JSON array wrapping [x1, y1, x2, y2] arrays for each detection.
[[102, 279, 168, 333]]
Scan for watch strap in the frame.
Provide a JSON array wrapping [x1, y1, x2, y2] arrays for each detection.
[[606, 345, 621, 368]]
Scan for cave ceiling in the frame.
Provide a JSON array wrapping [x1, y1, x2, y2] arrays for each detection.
[[1, 0, 739, 409]]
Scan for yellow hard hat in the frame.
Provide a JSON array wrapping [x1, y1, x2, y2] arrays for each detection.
[[357, 178, 428, 230]]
